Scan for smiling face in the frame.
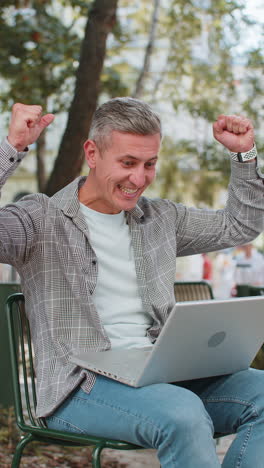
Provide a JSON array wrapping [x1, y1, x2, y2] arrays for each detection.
[[79, 130, 161, 214]]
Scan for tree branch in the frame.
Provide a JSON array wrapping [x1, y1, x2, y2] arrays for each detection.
[[132, 0, 160, 99]]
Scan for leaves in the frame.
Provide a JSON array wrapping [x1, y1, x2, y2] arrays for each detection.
[[0, 0, 263, 202], [0, 3, 82, 112]]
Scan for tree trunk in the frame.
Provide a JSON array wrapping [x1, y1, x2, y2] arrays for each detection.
[[36, 129, 47, 192], [45, 0, 118, 196], [132, 0, 160, 99]]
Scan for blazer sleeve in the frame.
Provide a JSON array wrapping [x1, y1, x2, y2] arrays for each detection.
[[174, 157, 264, 256], [0, 139, 43, 267]]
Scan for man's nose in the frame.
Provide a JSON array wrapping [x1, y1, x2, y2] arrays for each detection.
[[129, 167, 146, 187]]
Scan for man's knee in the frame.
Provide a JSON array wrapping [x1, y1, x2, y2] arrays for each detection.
[[239, 369, 264, 419], [153, 386, 214, 444]]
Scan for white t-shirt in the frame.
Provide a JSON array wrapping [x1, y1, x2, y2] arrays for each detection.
[[79, 203, 153, 349]]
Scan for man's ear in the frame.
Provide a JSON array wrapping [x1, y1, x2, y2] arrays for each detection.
[[83, 139, 98, 169]]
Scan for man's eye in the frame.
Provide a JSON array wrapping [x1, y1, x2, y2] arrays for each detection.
[[123, 161, 134, 166], [146, 161, 156, 168]]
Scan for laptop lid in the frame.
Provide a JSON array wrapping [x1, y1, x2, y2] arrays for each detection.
[[70, 296, 264, 386], [136, 296, 264, 385]]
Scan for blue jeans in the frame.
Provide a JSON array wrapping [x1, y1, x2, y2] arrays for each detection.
[[46, 369, 264, 467]]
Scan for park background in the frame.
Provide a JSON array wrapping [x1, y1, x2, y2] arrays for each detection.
[[0, 1, 263, 466], [1, 0, 263, 296]]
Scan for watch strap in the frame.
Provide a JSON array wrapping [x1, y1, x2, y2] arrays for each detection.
[[230, 145, 257, 162]]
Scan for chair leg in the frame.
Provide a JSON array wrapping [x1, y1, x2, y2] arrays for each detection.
[[92, 444, 104, 468], [11, 433, 35, 468]]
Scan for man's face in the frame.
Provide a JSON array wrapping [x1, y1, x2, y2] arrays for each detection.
[[83, 130, 161, 214]]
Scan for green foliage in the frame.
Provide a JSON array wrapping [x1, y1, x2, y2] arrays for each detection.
[[101, 66, 130, 97], [162, 0, 243, 119], [0, 0, 132, 110], [154, 135, 230, 207], [0, 2, 82, 112], [242, 47, 264, 129], [0, 0, 263, 205], [127, 0, 263, 205]]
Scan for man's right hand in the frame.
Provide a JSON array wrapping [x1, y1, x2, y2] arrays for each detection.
[[7, 103, 55, 152]]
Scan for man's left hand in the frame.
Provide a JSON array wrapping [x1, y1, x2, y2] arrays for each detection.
[[213, 115, 254, 153]]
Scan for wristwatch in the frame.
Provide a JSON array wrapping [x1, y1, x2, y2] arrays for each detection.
[[229, 145, 257, 162]]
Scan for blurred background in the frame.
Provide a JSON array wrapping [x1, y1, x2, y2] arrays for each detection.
[[0, 0, 263, 294]]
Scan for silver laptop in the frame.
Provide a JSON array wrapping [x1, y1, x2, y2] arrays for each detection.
[[70, 296, 264, 387]]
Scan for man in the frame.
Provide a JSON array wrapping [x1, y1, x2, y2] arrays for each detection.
[[1, 99, 264, 467]]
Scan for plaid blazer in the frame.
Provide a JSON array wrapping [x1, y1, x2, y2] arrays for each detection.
[[0, 137, 264, 417]]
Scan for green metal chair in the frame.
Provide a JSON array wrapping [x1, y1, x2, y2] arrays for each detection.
[[174, 280, 214, 302], [6, 288, 225, 467], [6, 293, 143, 468], [236, 284, 264, 297]]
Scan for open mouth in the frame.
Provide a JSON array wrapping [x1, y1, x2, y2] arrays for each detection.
[[117, 184, 139, 198]]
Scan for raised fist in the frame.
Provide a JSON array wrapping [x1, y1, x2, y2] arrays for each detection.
[[213, 115, 254, 153], [7, 103, 55, 152]]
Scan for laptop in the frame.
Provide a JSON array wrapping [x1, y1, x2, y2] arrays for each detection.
[[70, 296, 264, 387]]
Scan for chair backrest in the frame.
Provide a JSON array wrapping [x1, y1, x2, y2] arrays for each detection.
[[174, 281, 214, 302], [6, 293, 44, 431], [236, 284, 264, 297]]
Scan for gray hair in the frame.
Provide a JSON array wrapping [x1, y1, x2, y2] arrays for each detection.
[[89, 97, 162, 151]]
